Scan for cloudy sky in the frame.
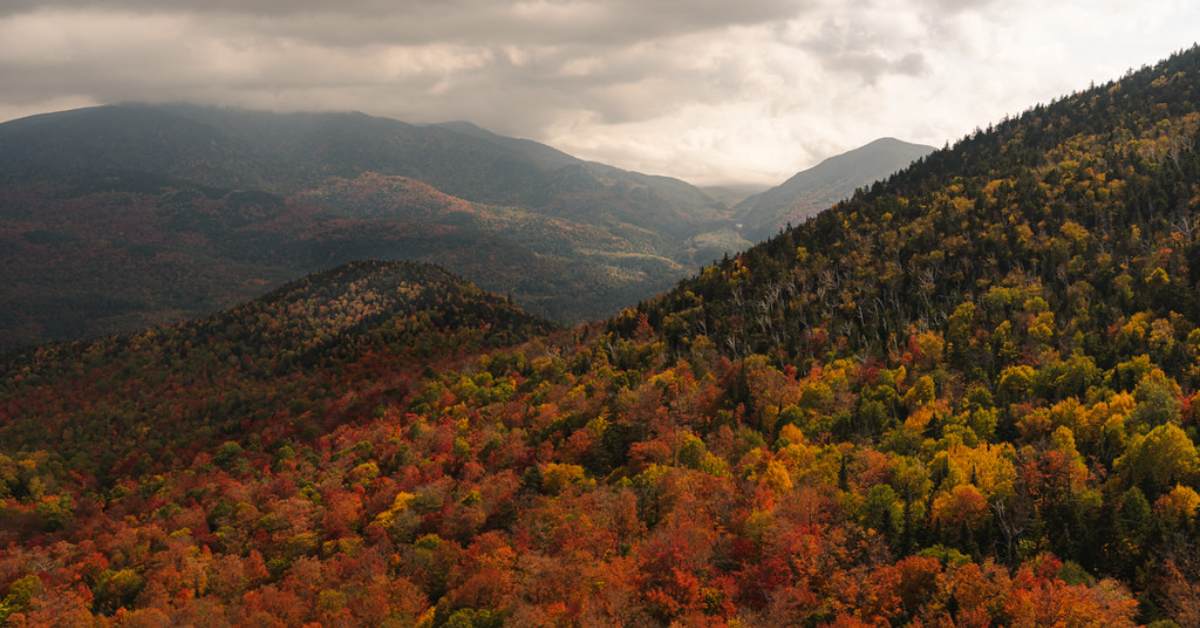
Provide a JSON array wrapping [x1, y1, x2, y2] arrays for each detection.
[[0, 1, 1196, 185]]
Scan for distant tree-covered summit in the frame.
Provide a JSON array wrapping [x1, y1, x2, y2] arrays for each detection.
[[0, 103, 726, 237], [0, 259, 552, 480]]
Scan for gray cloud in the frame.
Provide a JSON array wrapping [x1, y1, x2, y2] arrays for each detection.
[[0, 0, 1196, 184], [2, 1, 809, 46], [790, 16, 931, 84]]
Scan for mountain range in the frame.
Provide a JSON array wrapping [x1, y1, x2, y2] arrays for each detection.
[[0, 104, 726, 238], [3, 45, 1200, 625], [0, 104, 925, 350]]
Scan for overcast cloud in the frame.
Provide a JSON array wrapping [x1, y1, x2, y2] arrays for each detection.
[[0, 0, 1196, 184]]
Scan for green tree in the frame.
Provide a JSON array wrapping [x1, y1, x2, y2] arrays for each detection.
[[861, 484, 905, 544], [1115, 423, 1198, 497]]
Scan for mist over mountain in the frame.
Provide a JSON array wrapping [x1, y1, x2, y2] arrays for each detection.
[[698, 183, 772, 208], [0, 104, 727, 238]]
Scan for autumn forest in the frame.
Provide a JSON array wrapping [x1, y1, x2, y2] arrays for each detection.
[[3, 19, 1200, 628]]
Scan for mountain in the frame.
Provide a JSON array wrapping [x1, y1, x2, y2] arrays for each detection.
[[0, 105, 729, 348], [0, 170, 683, 349], [5, 46, 1200, 626], [0, 104, 726, 239], [734, 137, 935, 240], [0, 260, 553, 482]]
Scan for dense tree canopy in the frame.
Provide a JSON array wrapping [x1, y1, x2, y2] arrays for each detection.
[[4, 46, 1200, 627]]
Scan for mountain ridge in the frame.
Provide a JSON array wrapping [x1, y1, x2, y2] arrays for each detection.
[[0, 103, 727, 237], [0, 169, 687, 349], [0, 258, 554, 479]]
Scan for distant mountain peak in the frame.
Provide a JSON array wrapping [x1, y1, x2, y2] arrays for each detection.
[[733, 136, 936, 240], [865, 136, 920, 146], [433, 120, 490, 133]]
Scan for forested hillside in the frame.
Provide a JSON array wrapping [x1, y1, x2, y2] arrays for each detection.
[[0, 105, 722, 348], [0, 170, 684, 349], [0, 107, 946, 349], [0, 260, 552, 487], [4, 47, 1200, 626]]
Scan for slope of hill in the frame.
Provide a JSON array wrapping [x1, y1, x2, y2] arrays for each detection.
[[5, 47, 1200, 627], [0, 170, 687, 349], [0, 104, 727, 347], [0, 104, 726, 238], [0, 260, 553, 483], [734, 137, 935, 240]]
